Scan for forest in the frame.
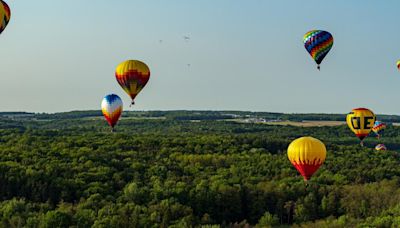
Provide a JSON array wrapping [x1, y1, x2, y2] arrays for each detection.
[[0, 111, 400, 227]]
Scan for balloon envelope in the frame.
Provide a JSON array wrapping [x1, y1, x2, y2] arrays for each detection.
[[101, 94, 123, 130], [0, 0, 10, 35], [287, 136, 326, 181], [375, 144, 387, 151], [303, 30, 333, 69], [372, 121, 386, 137], [397, 60, 400, 70], [115, 60, 150, 105], [346, 108, 376, 141]]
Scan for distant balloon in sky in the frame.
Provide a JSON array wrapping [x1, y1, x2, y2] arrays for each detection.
[[115, 60, 150, 106], [372, 121, 386, 139], [287, 136, 327, 181], [101, 94, 123, 132], [303, 30, 333, 70], [0, 0, 10, 35], [375, 144, 387, 151], [397, 60, 400, 71], [346, 108, 376, 146]]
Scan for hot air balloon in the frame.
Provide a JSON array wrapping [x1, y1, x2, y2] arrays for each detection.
[[346, 108, 376, 146], [397, 60, 400, 71], [287, 136, 327, 181], [303, 30, 333, 70], [115, 60, 150, 105], [101, 94, 123, 132], [375, 144, 387, 151], [0, 0, 10, 35], [372, 121, 386, 139]]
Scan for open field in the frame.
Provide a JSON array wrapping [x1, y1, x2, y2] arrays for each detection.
[[84, 116, 167, 121], [229, 119, 347, 127], [265, 120, 346, 127]]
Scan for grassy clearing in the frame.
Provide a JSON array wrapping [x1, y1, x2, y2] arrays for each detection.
[[265, 120, 346, 127]]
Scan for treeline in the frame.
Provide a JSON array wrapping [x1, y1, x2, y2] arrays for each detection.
[[0, 116, 400, 226]]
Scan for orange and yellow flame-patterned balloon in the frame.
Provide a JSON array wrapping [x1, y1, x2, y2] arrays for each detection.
[[101, 94, 123, 131], [0, 0, 10, 35], [115, 60, 150, 105], [346, 108, 375, 142], [397, 60, 400, 71], [287, 136, 326, 181]]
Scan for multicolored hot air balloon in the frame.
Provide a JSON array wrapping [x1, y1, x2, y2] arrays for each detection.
[[0, 0, 10, 35], [372, 121, 386, 139], [346, 108, 376, 146], [115, 60, 150, 105], [101, 94, 123, 132], [303, 30, 333, 70], [397, 60, 400, 71], [375, 144, 387, 151], [287, 136, 327, 181]]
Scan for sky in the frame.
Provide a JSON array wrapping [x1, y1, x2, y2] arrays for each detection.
[[1, 0, 400, 114]]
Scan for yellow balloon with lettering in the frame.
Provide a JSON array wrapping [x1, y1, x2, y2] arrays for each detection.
[[346, 108, 375, 142]]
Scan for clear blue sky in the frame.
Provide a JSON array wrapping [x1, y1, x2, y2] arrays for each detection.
[[1, 0, 399, 114]]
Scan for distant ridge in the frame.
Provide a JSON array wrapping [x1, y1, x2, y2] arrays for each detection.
[[0, 112, 34, 115], [1, 110, 400, 123]]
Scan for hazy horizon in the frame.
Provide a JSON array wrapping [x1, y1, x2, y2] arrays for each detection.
[[2, 109, 400, 117], [1, 1, 400, 114]]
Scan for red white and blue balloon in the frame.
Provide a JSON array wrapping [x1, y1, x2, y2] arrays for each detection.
[[101, 94, 123, 130]]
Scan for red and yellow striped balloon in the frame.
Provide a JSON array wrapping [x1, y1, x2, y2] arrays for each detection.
[[396, 60, 400, 71], [0, 0, 10, 35], [101, 94, 123, 131], [115, 60, 150, 105], [372, 121, 386, 139]]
